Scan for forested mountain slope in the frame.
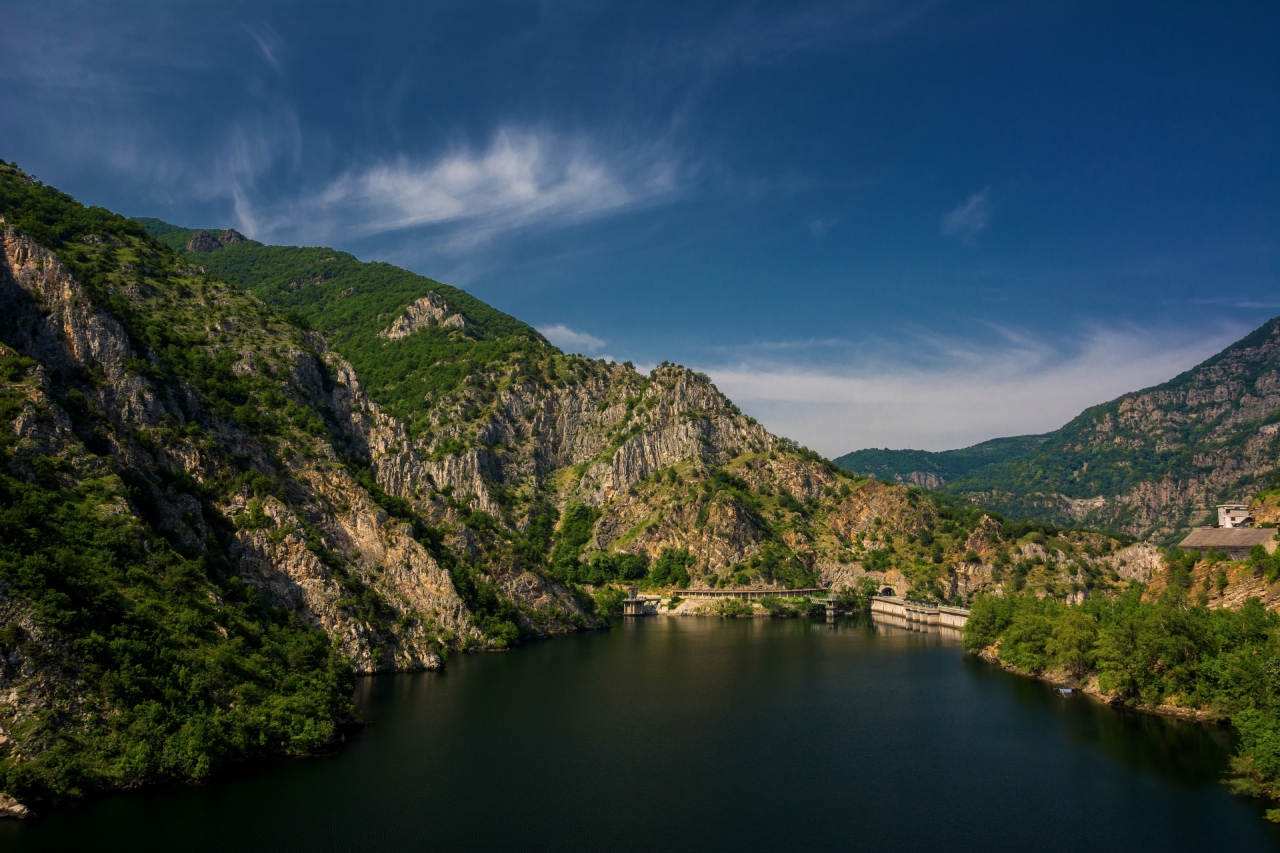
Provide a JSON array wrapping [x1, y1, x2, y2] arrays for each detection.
[[836, 320, 1280, 542], [0, 164, 452, 801], [948, 319, 1280, 541], [833, 434, 1052, 488]]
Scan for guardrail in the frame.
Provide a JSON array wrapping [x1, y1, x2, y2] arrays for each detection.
[[677, 588, 825, 600]]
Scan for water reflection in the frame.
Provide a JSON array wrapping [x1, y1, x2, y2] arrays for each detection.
[[870, 611, 964, 642], [961, 654, 1239, 788], [0, 616, 1275, 853]]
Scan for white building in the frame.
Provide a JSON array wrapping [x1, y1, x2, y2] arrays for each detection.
[[1218, 504, 1253, 528]]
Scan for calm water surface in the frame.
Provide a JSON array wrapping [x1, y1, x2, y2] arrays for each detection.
[[3, 617, 1278, 852]]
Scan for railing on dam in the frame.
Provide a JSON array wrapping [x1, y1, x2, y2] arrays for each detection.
[[678, 588, 825, 600], [869, 595, 969, 629]]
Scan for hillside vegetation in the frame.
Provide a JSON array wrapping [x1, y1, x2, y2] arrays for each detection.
[[833, 434, 1051, 488], [837, 320, 1280, 542]]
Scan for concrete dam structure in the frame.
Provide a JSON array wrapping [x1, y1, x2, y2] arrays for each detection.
[[869, 596, 969, 633]]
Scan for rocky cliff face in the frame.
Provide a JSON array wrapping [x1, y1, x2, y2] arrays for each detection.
[[127, 211, 1165, 615], [0, 225, 476, 672], [948, 318, 1280, 541], [379, 293, 468, 338], [1144, 556, 1280, 611], [184, 229, 247, 253]]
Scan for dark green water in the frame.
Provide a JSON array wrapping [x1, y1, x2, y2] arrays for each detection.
[[3, 617, 1278, 852]]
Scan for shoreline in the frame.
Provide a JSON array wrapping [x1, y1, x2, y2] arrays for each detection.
[[975, 647, 1229, 723]]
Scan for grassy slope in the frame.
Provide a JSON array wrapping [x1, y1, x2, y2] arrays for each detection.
[[136, 220, 548, 439], [833, 434, 1052, 483]]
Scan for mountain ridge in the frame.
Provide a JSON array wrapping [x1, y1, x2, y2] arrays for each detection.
[[835, 319, 1280, 541], [833, 433, 1053, 488]]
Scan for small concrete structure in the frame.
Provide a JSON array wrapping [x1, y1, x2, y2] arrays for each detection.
[[1218, 504, 1254, 528], [1178, 527, 1276, 561], [621, 587, 661, 616], [869, 595, 969, 629]]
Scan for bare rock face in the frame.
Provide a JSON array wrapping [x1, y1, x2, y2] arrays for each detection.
[[964, 516, 1003, 560], [697, 494, 769, 571], [0, 793, 29, 819], [1146, 557, 1280, 611], [379, 293, 469, 340], [0, 226, 477, 674], [0, 229, 137, 388], [1251, 490, 1280, 525], [185, 229, 247, 253], [957, 320, 1280, 540], [827, 480, 933, 541], [1113, 544, 1161, 582]]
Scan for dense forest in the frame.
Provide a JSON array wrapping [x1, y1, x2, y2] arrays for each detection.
[[0, 166, 354, 801], [964, 547, 1280, 818], [833, 434, 1051, 486]]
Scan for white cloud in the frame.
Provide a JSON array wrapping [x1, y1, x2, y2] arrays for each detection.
[[259, 129, 679, 250], [700, 322, 1252, 457], [539, 323, 607, 355], [940, 188, 992, 240]]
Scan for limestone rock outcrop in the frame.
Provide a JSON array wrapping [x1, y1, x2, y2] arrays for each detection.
[[379, 293, 469, 339]]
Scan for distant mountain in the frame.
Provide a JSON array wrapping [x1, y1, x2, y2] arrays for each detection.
[[837, 318, 1280, 542], [833, 434, 1053, 488], [952, 318, 1280, 541]]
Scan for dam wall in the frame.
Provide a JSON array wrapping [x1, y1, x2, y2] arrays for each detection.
[[870, 596, 969, 629]]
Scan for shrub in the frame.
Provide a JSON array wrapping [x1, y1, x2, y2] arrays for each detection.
[[714, 599, 754, 618], [594, 587, 627, 618], [649, 547, 693, 588]]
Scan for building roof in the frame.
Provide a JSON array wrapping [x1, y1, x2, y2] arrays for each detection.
[[1179, 527, 1276, 549]]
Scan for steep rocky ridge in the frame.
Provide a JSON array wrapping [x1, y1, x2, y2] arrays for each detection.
[[0, 222, 474, 671], [837, 319, 1280, 542], [131, 216, 1147, 613]]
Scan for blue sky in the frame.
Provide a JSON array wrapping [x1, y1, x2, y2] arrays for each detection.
[[2, 1, 1277, 454]]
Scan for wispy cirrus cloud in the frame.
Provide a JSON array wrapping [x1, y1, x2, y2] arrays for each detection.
[[940, 188, 992, 241], [700, 321, 1250, 456], [2, 13, 684, 254], [252, 128, 681, 251]]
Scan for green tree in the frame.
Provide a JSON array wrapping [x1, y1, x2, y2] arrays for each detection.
[[1046, 608, 1098, 680], [649, 547, 694, 588]]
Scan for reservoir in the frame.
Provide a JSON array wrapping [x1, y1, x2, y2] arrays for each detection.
[[2, 617, 1277, 852]]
